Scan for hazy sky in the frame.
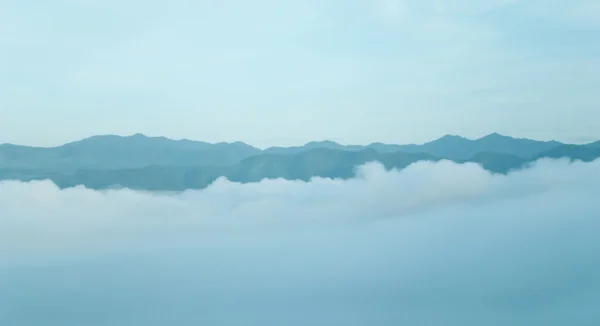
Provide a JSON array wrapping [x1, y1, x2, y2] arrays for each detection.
[[2, 158, 600, 325], [1, 0, 599, 147]]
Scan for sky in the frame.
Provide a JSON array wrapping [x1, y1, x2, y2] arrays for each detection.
[[1, 0, 599, 147], [1, 158, 600, 325]]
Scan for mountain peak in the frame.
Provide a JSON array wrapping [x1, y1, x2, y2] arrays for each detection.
[[478, 132, 513, 141], [441, 134, 463, 138], [130, 133, 148, 138], [486, 132, 502, 137], [430, 134, 469, 143]]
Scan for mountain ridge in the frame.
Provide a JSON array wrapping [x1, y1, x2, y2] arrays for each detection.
[[0, 132, 571, 150], [2, 132, 599, 191]]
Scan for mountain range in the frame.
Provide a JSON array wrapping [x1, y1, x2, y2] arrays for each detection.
[[1, 133, 599, 191]]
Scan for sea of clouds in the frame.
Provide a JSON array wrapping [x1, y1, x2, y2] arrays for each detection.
[[1, 158, 600, 325]]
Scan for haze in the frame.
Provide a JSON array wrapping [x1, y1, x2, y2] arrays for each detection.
[[2, 0, 600, 324], [1, 0, 599, 147], [1, 159, 599, 325]]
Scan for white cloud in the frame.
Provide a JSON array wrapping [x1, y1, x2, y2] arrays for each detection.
[[1, 158, 600, 325]]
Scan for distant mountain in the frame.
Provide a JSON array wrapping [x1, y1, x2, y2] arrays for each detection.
[[263, 141, 364, 155], [363, 142, 406, 153], [0, 134, 261, 170], [264, 133, 563, 160], [1, 149, 441, 191], [535, 145, 600, 162], [395, 133, 562, 160], [228, 148, 438, 183], [1, 133, 598, 191], [48, 165, 228, 192], [467, 152, 528, 174], [585, 140, 600, 149]]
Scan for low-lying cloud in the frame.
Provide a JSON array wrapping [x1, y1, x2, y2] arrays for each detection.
[[1, 158, 600, 325]]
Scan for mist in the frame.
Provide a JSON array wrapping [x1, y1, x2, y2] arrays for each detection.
[[1, 159, 600, 325]]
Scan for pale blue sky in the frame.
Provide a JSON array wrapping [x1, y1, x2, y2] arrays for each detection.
[[1, 0, 599, 147]]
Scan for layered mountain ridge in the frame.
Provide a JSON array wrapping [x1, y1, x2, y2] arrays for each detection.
[[1, 133, 598, 191]]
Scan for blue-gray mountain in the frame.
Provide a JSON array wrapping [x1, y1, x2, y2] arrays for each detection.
[[1, 133, 598, 191]]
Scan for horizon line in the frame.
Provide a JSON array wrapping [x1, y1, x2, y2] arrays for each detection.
[[1, 132, 589, 150]]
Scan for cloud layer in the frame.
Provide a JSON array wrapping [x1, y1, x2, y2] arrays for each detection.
[[1, 159, 600, 325]]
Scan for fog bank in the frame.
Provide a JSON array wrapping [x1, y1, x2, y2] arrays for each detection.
[[1, 158, 599, 325]]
